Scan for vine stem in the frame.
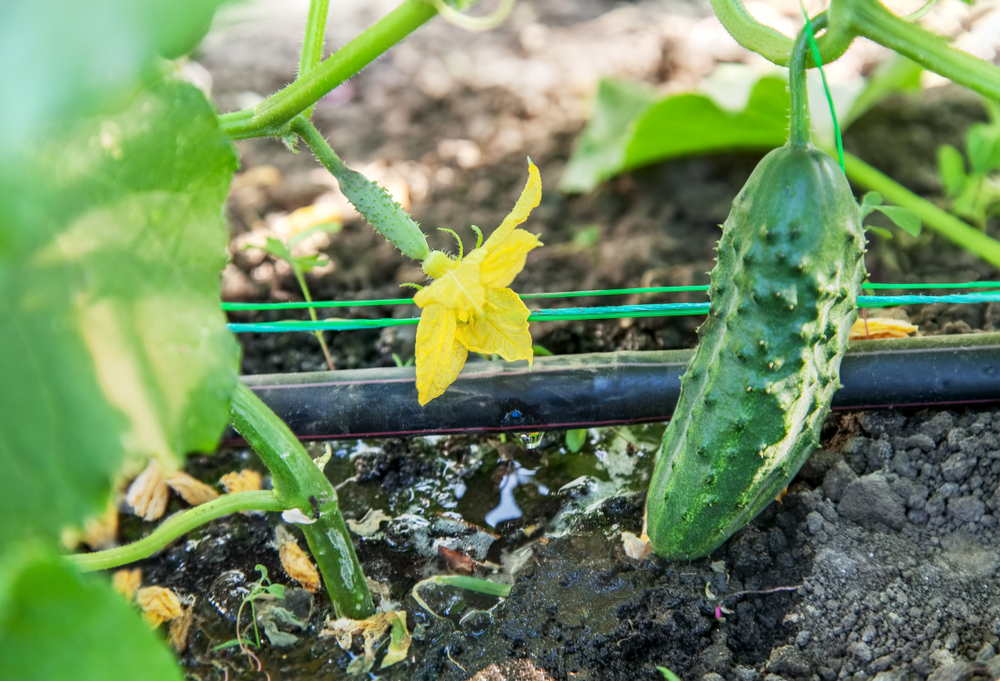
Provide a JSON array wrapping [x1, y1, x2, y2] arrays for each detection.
[[229, 382, 374, 619], [299, 0, 330, 121], [68, 491, 286, 573], [788, 14, 828, 147], [709, 0, 854, 66], [841, 151, 1000, 269], [830, 0, 1000, 103], [219, 0, 437, 140]]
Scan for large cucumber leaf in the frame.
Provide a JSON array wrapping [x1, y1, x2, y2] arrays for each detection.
[[560, 58, 923, 194], [0, 545, 182, 681], [0, 73, 239, 549]]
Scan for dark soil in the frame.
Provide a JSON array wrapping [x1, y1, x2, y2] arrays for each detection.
[[127, 1, 1000, 679]]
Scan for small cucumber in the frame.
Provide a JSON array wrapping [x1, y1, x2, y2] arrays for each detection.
[[646, 144, 866, 560]]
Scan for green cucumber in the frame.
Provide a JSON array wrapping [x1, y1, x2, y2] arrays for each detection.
[[646, 143, 866, 560]]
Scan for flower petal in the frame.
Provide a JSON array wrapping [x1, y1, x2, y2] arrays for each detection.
[[479, 228, 542, 289], [413, 256, 486, 313], [482, 161, 541, 251], [415, 303, 469, 405], [458, 288, 533, 363]]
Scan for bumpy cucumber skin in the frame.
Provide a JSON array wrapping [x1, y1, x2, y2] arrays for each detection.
[[647, 145, 866, 560]]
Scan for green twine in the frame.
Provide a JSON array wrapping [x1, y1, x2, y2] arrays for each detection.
[[802, 5, 845, 172]]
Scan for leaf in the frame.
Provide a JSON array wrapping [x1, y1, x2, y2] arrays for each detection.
[[938, 144, 968, 197], [291, 253, 330, 273], [967, 122, 1000, 174], [565, 429, 587, 453], [860, 191, 883, 219], [380, 611, 412, 669], [261, 236, 295, 263], [0, 75, 238, 547], [658, 667, 683, 681], [560, 74, 789, 194], [873, 206, 922, 236], [560, 80, 657, 193], [0, 0, 226, 157], [865, 225, 894, 239], [0, 548, 182, 681], [623, 74, 790, 171]]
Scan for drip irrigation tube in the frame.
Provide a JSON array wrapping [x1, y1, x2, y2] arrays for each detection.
[[236, 333, 1000, 441]]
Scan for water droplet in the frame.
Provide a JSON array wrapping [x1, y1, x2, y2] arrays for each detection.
[[516, 431, 544, 449]]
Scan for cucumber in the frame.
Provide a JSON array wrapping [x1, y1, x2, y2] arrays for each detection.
[[646, 144, 866, 560]]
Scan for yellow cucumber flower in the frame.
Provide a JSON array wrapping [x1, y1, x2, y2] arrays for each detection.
[[413, 161, 543, 405]]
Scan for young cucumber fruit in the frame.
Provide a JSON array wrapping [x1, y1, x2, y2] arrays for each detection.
[[646, 144, 866, 560]]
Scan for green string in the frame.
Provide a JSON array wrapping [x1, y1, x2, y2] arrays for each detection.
[[221, 281, 1000, 313], [802, 6, 845, 172]]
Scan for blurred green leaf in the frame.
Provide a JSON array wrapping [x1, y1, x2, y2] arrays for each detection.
[[860, 191, 883, 219], [560, 79, 657, 193], [262, 236, 295, 263], [0, 547, 182, 681], [565, 428, 587, 453], [967, 122, 1000, 175], [291, 254, 331, 273], [938, 144, 967, 197], [0, 74, 238, 547], [561, 74, 789, 194], [623, 75, 789, 170], [866, 225, 894, 239], [872, 205, 922, 236], [0, 0, 226, 156]]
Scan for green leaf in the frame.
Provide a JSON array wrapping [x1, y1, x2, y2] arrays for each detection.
[[0, 0, 226, 156], [565, 428, 588, 453], [938, 144, 968, 197], [865, 225, 894, 239], [658, 667, 683, 681], [291, 254, 331, 273], [561, 73, 790, 194], [967, 122, 1000, 174], [0, 75, 238, 546], [860, 191, 883, 218], [560, 79, 657, 193], [623, 74, 790, 170], [873, 205, 922, 236], [0, 548, 182, 681], [262, 236, 295, 263]]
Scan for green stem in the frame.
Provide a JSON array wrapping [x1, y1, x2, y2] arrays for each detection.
[[789, 14, 828, 148], [229, 382, 374, 619], [831, 0, 1000, 102], [300, 0, 330, 76], [293, 117, 430, 260], [709, 0, 854, 66], [293, 265, 336, 371], [219, 0, 437, 140], [69, 491, 285, 572], [299, 0, 331, 120], [842, 151, 1000, 269]]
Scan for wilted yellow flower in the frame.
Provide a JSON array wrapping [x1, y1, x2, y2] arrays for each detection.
[[413, 161, 543, 405], [849, 317, 917, 340]]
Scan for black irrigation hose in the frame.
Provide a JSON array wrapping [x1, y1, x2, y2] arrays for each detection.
[[235, 333, 1000, 441]]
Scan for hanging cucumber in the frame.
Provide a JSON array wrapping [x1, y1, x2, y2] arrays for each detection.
[[646, 15, 867, 560]]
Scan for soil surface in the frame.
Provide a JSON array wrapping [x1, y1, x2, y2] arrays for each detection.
[[126, 1, 1000, 679]]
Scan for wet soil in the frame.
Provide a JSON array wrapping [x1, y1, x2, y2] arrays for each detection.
[[127, 1, 1000, 679]]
